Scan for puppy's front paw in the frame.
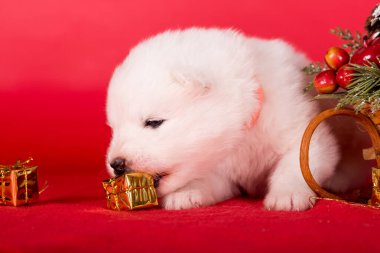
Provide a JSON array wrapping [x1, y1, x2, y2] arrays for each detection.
[[162, 190, 205, 210], [264, 188, 316, 211]]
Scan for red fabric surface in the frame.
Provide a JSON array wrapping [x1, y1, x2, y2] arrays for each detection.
[[1, 1, 380, 252]]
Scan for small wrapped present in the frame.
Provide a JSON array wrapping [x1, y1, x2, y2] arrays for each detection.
[[0, 158, 39, 206], [369, 167, 380, 206], [102, 172, 158, 210]]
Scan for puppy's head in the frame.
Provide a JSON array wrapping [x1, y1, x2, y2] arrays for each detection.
[[106, 29, 258, 197]]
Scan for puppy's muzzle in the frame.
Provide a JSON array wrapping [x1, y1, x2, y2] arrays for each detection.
[[110, 158, 132, 176], [110, 157, 161, 188]]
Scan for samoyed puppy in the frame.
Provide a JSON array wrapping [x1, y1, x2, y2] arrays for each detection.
[[105, 28, 349, 211]]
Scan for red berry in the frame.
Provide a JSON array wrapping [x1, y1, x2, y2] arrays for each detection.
[[336, 64, 354, 89], [351, 38, 380, 66], [313, 70, 339, 94], [324, 47, 350, 70]]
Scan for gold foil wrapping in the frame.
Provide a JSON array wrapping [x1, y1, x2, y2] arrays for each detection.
[[0, 158, 39, 206], [102, 172, 158, 210], [369, 167, 380, 206]]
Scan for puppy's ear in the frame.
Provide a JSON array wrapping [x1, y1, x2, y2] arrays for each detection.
[[171, 69, 211, 97]]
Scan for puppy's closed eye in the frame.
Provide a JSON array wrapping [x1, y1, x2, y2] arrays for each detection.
[[144, 119, 166, 129]]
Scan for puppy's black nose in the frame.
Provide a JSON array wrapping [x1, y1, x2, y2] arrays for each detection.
[[153, 174, 162, 188], [110, 158, 131, 176]]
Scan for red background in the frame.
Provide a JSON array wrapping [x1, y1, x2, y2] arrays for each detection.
[[0, 0, 378, 167], [1, 1, 380, 252], [1, 0, 378, 92]]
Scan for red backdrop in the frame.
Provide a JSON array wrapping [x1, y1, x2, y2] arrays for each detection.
[[0, 0, 377, 170], [1, 2, 380, 252], [0, 0, 379, 177], [1, 0, 378, 91]]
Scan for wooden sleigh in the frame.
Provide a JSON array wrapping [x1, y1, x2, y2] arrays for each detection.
[[300, 108, 380, 206]]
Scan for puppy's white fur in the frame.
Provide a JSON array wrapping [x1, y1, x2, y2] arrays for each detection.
[[106, 28, 345, 211]]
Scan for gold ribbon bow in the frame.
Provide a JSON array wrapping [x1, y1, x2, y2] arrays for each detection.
[[0, 157, 34, 170]]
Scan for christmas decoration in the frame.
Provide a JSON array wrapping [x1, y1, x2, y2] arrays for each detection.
[[313, 69, 339, 94], [360, 103, 380, 125], [369, 167, 380, 206], [0, 158, 39, 206], [300, 4, 380, 208], [335, 64, 354, 89], [365, 4, 380, 34], [330, 27, 363, 52], [102, 172, 158, 211], [324, 46, 350, 70], [300, 108, 380, 205], [351, 37, 380, 66], [303, 5, 380, 113]]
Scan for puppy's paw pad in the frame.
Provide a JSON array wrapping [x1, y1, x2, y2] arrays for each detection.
[[162, 190, 204, 210], [264, 190, 316, 211]]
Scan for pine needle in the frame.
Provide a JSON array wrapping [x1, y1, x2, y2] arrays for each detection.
[[303, 27, 380, 113], [330, 27, 363, 52], [302, 62, 326, 92], [337, 62, 380, 112]]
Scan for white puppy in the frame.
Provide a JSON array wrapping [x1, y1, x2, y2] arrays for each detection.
[[106, 28, 342, 211]]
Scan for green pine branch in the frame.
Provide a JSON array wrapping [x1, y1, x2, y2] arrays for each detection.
[[337, 62, 380, 112], [302, 62, 326, 92], [330, 27, 363, 52], [302, 27, 380, 113]]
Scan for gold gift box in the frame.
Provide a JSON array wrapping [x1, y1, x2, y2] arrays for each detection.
[[369, 167, 380, 206], [0, 158, 39, 206], [102, 172, 158, 210]]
